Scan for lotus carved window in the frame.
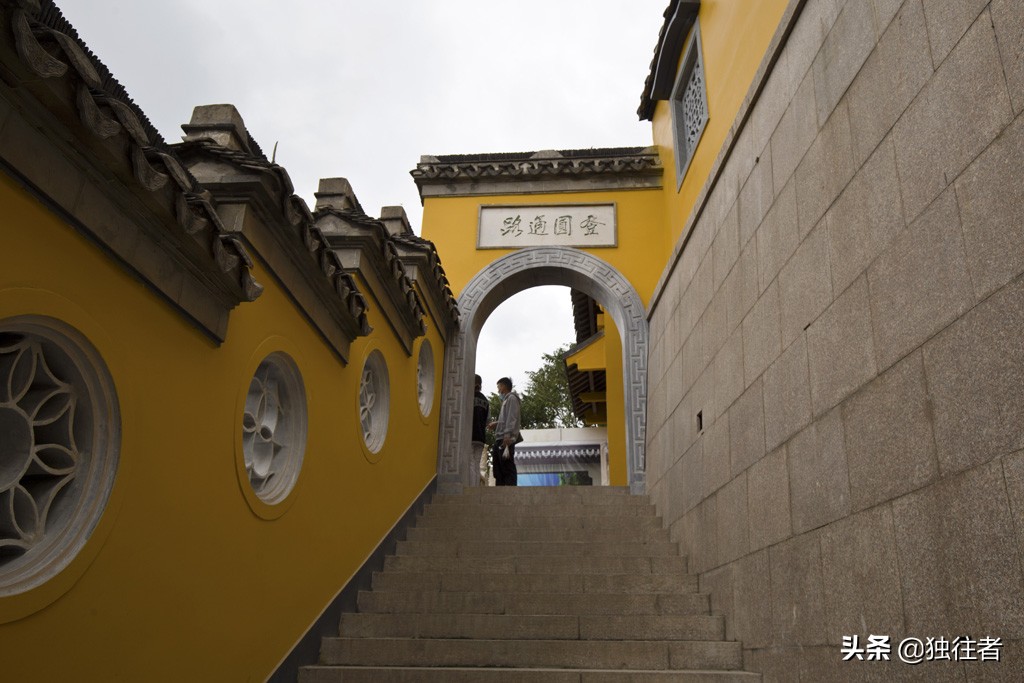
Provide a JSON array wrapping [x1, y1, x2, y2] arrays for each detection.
[[416, 340, 434, 417], [359, 350, 389, 454], [241, 352, 306, 504], [0, 319, 119, 596]]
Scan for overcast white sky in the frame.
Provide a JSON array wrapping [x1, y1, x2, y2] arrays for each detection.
[[57, 1, 666, 392]]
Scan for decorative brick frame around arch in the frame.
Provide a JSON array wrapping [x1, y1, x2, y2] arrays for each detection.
[[437, 247, 648, 493]]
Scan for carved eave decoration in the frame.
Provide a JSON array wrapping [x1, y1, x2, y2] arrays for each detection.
[[314, 208, 426, 355], [638, 0, 701, 121], [390, 232, 460, 339], [412, 147, 663, 199], [172, 138, 372, 361], [0, 0, 262, 341]]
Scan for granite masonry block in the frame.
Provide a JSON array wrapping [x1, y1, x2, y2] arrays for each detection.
[[714, 324, 745, 416], [922, 0, 990, 66], [727, 118, 760, 211], [795, 100, 857, 236], [785, 0, 844, 94], [992, 0, 1024, 115], [702, 412, 731, 498], [787, 407, 851, 534], [699, 563, 735, 639], [1004, 450, 1024, 597], [826, 135, 905, 294], [820, 505, 905, 645], [712, 201, 740, 293], [689, 496, 719, 575], [679, 441, 704, 518], [750, 44, 793, 159], [870, 0, 904, 36], [763, 334, 813, 453], [744, 647, 805, 683], [770, 69, 819, 193], [756, 179, 799, 294], [954, 113, 1024, 299], [746, 447, 792, 551], [724, 240, 760, 333], [779, 221, 834, 349], [701, 287, 729, 369], [893, 10, 1013, 223], [963, 638, 1024, 683], [923, 276, 1024, 475], [692, 252, 715, 324], [743, 281, 782, 386], [806, 275, 877, 415], [769, 531, 827, 646], [867, 187, 973, 372], [738, 145, 775, 249], [733, 549, 773, 649], [666, 346, 684, 417], [729, 378, 766, 477], [811, 0, 879, 126], [893, 460, 1024, 640], [842, 351, 938, 511], [680, 325, 703, 398], [715, 472, 750, 565], [848, 0, 934, 166], [798, 646, 968, 682], [690, 366, 718, 448]]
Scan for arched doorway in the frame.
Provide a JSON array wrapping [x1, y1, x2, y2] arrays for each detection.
[[437, 247, 648, 493]]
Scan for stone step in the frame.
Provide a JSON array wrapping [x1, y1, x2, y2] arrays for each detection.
[[319, 637, 744, 670], [340, 612, 724, 640], [300, 666, 762, 682], [393, 538, 680, 558], [406, 524, 671, 544], [370, 571, 699, 595], [420, 502, 658, 519], [356, 590, 710, 616], [414, 512, 665, 531], [432, 489, 651, 506], [382, 554, 687, 575]]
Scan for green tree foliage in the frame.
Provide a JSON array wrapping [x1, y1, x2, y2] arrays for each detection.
[[487, 345, 583, 431]]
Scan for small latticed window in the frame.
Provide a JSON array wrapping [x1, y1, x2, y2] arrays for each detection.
[[671, 21, 709, 188]]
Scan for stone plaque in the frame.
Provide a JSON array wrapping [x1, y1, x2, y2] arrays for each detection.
[[478, 204, 616, 249]]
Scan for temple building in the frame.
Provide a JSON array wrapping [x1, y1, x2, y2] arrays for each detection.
[[1, 0, 1022, 680]]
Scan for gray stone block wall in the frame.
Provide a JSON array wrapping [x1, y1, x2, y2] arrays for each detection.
[[646, 0, 1024, 677]]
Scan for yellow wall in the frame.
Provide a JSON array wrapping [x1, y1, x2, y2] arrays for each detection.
[[603, 316, 628, 487], [0, 172, 443, 680], [422, 189, 665, 307], [655, 0, 790, 249]]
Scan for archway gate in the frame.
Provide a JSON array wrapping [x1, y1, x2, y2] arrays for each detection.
[[414, 146, 666, 494], [436, 247, 649, 493]]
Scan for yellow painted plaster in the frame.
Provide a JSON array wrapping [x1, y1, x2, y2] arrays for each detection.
[[654, 0, 790, 249], [0, 172, 441, 680]]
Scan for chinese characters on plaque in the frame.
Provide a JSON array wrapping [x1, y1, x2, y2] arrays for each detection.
[[478, 204, 616, 249]]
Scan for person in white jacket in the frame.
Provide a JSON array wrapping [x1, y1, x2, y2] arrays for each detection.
[[487, 376, 521, 486]]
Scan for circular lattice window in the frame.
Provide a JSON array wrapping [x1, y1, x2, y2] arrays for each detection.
[[241, 352, 307, 505], [359, 350, 390, 454], [416, 340, 435, 418], [0, 318, 119, 597]]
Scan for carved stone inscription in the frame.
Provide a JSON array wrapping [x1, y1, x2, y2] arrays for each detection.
[[478, 204, 616, 249]]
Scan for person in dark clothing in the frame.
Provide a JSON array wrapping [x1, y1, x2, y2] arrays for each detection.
[[487, 377, 521, 486], [472, 374, 490, 484]]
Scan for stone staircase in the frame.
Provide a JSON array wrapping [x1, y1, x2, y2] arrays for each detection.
[[299, 486, 757, 682]]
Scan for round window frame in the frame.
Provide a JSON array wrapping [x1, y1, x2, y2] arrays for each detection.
[[234, 341, 308, 520], [357, 348, 390, 462], [0, 315, 120, 601]]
